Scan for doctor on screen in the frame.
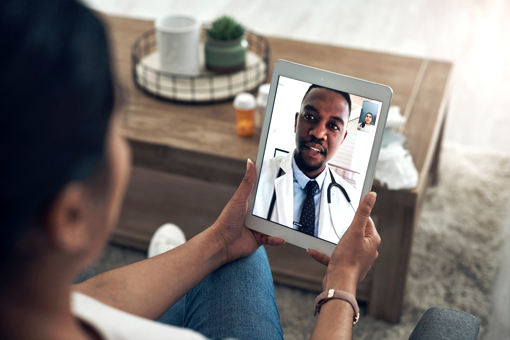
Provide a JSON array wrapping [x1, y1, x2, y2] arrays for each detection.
[[253, 84, 358, 244]]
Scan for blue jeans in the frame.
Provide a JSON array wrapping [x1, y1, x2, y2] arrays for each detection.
[[158, 246, 283, 340]]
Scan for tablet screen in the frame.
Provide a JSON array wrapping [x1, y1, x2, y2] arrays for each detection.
[[252, 75, 383, 244]]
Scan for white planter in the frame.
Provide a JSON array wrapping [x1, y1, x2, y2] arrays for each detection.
[[155, 15, 200, 75]]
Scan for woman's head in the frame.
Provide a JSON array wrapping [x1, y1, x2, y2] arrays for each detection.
[[364, 113, 373, 125], [0, 0, 130, 278]]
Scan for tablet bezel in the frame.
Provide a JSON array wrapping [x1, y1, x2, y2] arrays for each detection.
[[245, 60, 393, 257]]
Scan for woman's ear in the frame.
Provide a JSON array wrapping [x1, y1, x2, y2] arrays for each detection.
[[44, 183, 92, 254]]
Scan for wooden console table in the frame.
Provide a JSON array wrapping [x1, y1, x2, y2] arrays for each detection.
[[103, 14, 452, 323]]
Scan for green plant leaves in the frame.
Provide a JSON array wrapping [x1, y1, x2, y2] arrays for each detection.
[[207, 16, 244, 41]]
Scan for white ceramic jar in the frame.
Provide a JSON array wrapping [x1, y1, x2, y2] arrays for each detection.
[[155, 15, 200, 75]]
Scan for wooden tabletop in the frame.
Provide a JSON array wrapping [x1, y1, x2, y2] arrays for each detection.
[[102, 14, 452, 188]]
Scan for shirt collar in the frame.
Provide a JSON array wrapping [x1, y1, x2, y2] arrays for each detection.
[[292, 155, 328, 191]]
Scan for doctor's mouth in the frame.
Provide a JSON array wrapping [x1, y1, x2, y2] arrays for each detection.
[[300, 144, 328, 163], [307, 144, 325, 154], [299, 141, 328, 155]]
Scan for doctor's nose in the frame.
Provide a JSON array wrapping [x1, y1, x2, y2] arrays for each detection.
[[310, 124, 327, 140]]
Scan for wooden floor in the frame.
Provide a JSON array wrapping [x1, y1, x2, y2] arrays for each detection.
[[84, 0, 510, 154]]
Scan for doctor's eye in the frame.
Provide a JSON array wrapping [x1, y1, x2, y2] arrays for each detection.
[[303, 113, 315, 121], [329, 123, 340, 131]]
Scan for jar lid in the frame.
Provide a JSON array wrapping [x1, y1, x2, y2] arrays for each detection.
[[234, 93, 256, 110]]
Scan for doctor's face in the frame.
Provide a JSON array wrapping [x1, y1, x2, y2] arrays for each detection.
[[294, 88, 349, 178]]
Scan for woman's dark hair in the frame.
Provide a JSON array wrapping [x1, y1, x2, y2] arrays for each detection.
[[0, 0, 115, 260], [302, 84, 352, 114]]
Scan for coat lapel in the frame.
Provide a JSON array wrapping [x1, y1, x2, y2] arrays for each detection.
[[318, 167, 335, 241], [274, 153, 294, 227]]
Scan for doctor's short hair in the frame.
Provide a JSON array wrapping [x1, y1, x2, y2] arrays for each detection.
[[302, 84, 352, 115]]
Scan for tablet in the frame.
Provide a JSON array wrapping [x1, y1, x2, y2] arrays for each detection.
[[245, 60, 393, 257]]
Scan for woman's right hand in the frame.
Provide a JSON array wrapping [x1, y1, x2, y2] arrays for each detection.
[[308, 192, 381, 292]]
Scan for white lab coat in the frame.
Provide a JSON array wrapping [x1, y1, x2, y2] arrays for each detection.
[[253, 152, 358, 244]]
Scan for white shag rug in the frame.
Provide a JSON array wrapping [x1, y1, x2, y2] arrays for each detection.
[[275, 142, 510, 340]]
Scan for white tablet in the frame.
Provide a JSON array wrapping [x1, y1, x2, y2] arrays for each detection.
[[246, 60, 393, 257]]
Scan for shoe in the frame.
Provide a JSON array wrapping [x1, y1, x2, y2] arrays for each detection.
[[147, 223, 187, 258]]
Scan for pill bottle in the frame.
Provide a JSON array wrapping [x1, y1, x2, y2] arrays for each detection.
[[255, 83, 270, 132], [233, 92, 256, 137]]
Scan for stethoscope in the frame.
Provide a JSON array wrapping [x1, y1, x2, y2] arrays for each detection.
[[266, 168, 356, 240]]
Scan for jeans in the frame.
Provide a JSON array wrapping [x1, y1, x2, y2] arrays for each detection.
[[76, 247, 479, 340], [158, 246, 283, 340], [74, 265, 96, 284]]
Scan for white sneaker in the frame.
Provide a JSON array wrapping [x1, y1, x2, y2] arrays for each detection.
[[147, 223, 187, 258]]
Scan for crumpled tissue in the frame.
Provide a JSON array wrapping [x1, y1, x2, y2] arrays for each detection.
[[374, 106, 419, 190], [384, 105, 407, 129]]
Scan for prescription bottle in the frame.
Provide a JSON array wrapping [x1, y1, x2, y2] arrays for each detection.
[[233, 92, 256, 137], [255, 83, 270, 132]]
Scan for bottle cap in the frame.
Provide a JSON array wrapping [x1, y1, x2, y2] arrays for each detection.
[[233, 92, 256, 110], [257, 83, 271, 106]]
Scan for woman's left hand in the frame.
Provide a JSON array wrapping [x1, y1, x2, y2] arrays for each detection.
[[211, 159, 285, 264]]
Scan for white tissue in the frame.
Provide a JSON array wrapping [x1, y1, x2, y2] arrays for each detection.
[[374, 106, 418, 190], [385, 106, 407, 129], [375, 142, 419, 190]]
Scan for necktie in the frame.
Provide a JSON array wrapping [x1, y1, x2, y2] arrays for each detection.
[[298, 180, 319, 236]]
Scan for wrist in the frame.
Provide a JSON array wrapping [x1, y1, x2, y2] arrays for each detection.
[[325, 268, 358, 296], [203, 226, 230, 268]]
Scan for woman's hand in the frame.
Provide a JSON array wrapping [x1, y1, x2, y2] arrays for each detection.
[[211, 159, 285, 265], [308, 192, 381, 292]]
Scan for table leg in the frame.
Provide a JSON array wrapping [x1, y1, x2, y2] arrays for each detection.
[[368, 189, 417, 323], [429, 108, 447, 187]]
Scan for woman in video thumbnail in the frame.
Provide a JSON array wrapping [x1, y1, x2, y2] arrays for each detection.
[[357, 112, 375, 133]]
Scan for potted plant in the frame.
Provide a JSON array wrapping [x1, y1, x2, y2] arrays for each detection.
[[205, 16, 248, 73]]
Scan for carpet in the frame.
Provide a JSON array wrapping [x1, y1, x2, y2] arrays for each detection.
[[96, 142, 510, 339]]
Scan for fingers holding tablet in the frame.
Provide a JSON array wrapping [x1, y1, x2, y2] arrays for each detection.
[[327, 192, 380, 282], [307, 248, 331, 266], [308, 192, 380, 284], [212, 159, 285, 264], [251, 230, 286, 247]]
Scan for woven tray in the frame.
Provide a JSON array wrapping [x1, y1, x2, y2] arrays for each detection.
[[131, 29, 270, 104]]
